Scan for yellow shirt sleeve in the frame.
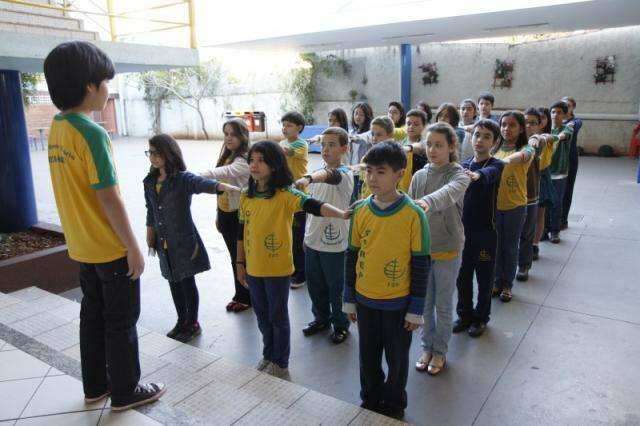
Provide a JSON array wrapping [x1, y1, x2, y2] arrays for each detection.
[[410, 205, 430, 256]]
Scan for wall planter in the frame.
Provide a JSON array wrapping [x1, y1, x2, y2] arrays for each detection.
[[493, 59, 514, 88], [594, 56, 616, 84], [418, 62, 439, 85], [0, 223, 79, 294]]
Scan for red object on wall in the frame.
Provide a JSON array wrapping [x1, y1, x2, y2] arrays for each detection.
[[630, 122, 640, 159]]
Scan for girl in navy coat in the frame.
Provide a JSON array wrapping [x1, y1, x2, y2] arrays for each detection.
[[144, 134, 237, 342]]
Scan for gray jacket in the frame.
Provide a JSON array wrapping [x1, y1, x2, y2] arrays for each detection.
[[408, 162, 470, 253]]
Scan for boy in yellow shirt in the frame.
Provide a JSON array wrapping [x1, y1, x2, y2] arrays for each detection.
[[44, 41, 165, 411], [279, 111, 309, 288]]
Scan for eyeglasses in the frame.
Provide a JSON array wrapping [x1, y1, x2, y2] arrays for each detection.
[[144, 150, 160, 158]]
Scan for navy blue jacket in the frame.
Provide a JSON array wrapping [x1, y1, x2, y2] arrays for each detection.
[[461, 157, 504, 232], [144, 171, 218, 282]]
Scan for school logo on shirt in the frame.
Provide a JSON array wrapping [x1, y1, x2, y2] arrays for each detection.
[[506, 175, 518, 193], [264, 233, 282, 257], [384, 258, 405, 287], [321, 223, 343, 246], [479, 249, 492, 262]]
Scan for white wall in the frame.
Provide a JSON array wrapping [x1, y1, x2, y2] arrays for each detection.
[[119, 26, 640, 153]]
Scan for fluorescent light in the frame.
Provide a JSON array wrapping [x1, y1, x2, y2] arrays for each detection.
[[483, 22, 549, 31]]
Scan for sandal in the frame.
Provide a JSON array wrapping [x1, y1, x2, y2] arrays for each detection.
[[492, 287, 501, 298], [500, 288, 512, 303], [415, 351, 432, 372], [427, 354, 446, 376], [330, 328, 349, 344], [231, 302, 251, 313], [226, 301, 238, 312]]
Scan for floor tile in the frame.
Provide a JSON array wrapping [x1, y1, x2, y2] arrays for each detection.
[[349, 409, 405, 425], [288, 390, 361, 425], [98, 409, 161, 425], [0, 378, 42, 421], [8, 288, 49, 303], [15, 411, 101, 425], [28, 295, 73, 314], [21, 375, 105, 418], [0, 303, 41, 325], [239, 374, 308, 408], [159, 345, 220, 372], [138, 333, 182, 357], [234, 401, 321, 426], [142, 364, 216, 406], [198, 358, 259, 388], [34, 323, 79, 351], [139, 352, 169, 378], [48, 303, 80, 323], [0, 293, 20, 310], [0, 351, 50, 382], [61, 344, 81, 362], [11, 313, 70, 338], [176, 380, 261, 424], [45, 368, 64, 377], [475, 307, 640, 425]]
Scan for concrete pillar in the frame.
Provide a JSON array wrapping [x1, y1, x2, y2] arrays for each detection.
[[0, 70, 37, 232], [400, 43, 412, 110]]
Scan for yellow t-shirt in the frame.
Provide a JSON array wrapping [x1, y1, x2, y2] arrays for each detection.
[[239, 187, 309, 277], [217, 158, 233, 212], [493, 145, 535, 211], [280, 138, 308, 181], [349, 194, 430, 300], [539, 138, 556, 171], [393, 126, 407, 142], [48, 113, 126, 263]]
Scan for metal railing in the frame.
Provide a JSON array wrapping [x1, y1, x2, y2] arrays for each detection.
[[0, 0, 198, 48]]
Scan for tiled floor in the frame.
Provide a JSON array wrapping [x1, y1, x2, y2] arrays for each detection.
[[0, 340, 160, 425], [24, 139, 640, 425]]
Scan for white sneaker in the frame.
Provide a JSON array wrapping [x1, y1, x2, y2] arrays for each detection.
[[256, 358, 271, 371], [290, 281, 305, 289], [265, 363, 290, 380]]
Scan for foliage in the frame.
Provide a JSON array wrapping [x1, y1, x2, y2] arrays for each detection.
[[418, 62, 438, 85], [20, 73, 42, 107], [281, 53, 352, 124], [138, 60, 223, 139], [493, 59, 514, 88]]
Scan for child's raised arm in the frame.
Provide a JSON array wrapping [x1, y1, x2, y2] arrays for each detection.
[[294, 168, 345, 189], [300, 197, 349, 220]]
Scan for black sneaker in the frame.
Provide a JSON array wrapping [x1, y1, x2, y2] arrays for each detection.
[[452, 318, 472, 333], [532, 245, 539, 261], [175, 322, 202, 343], [166, 321, 183, 339], [382, 405, 405, 420], [330, 328, 349, 344], [111, 383, 166, 412], [468, 322, 487, 338], [516, 268, 529, 281], [550, 232, 560, 244], [302, 320, 329, 336]]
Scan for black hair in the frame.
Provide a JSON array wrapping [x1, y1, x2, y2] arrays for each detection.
[[351, 102, 373, 134], [477, 92, 495, 105], [217, 118, 250, 167], [460, 98, 478, 121], [406, 109, 428, 126], [328, 108, 349, 132], [388, 101, 406, 128], [435, 102, 461, 128], [246, 140, 293, 198], [524, 107, 542, 123], [537, 107, 552, 133], [43, 41, 115, 111], [550, 101, 569, 114], [362, 141, 407, 171], [281, 111, 306, 132], [416, 101, 433, 123], [473, 118, 500, 142], [148, 134, 187, 178], [322, 127, 349, 146], [493, 111, 528, 154]]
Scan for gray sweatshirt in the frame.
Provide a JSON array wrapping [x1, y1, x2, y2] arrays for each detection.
[[408, 162, 470, 253]]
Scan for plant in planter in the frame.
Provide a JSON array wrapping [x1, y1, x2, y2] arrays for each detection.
[[493, 59, 514, 88], [418, 62, 438, 85], [349, 89, 359, 101], [594, 56, 616, 84]]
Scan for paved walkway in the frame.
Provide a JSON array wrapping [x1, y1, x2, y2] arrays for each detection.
[[29, 138, 640, 425]]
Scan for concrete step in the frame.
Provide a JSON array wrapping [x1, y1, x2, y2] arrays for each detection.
[[0, 20, 98, 40], [0, 288, 403, 425], [0, 7, 83, 31], [0, 0, 67, 17]]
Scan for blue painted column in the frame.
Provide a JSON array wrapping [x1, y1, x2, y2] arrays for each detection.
[[0, 70, 37, 232], [400, 43, 412, 109]]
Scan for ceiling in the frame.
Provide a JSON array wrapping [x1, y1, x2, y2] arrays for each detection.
[[205, 0, 640, 51]]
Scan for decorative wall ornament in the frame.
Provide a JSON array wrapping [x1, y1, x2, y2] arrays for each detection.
[[493, 59, 514, 88], [418, 62, 438, 85], [594, 56, 616, 84]]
